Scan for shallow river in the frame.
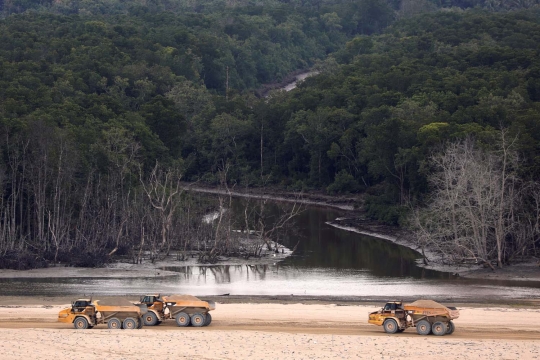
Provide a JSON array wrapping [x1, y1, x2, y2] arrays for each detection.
[[3, 203, 540, 300]]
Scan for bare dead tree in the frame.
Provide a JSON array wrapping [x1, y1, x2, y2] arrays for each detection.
[[241, 193, 304, 258], [3, 131, 29, 252], [493, 129, 519, 268], [409, 133, 525, 269], [197, 160, 236, 263], [139, 161, 185, 259], [509, 181, 540, 261], [0, 121, 305, 269], [0, 161, 6, 256], [47, 131, 77, 263]]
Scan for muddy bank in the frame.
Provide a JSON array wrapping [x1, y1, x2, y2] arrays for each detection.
[[0, 241, 292, 279], [326, 216, 450, 267], [326, 216, 540, 282], [256, 69, 319, 97], [457, 261, 540, 282], [183, 184, 359, 211]]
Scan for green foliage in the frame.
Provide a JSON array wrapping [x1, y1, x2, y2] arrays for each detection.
[[364, 191, 408, 226], [326, 170, 360, 194], [2, 3, 540, 228], [264, 9, 540, 222], [0, 2, 360, 171]]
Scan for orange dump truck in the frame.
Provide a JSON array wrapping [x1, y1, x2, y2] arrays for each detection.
[[368, 300, 459, 335], [138, 294, 216, 327], [58, 298, 147, 329]]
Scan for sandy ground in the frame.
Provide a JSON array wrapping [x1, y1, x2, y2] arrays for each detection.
[[0, 300, 539, 359]]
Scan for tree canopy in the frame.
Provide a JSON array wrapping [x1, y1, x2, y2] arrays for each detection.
[[1, 2, 540, 267]]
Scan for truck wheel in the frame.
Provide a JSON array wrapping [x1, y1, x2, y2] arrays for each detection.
[[383, 319, 399, 334], [432, 321, 447, 336], [73, 317, 89, 330], [204, 313, 212, 326], [416, 320, 431, 335], [107, 318, 122, 329], [143, 312, 158, 326], [175, 312, 190, 327], [137, 317, 143, 329], [446, 321, 455, 335], [123, 317, 137, 330], [191, 313, 205, 327]]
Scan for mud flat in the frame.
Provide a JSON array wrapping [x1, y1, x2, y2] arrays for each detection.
[[0, 300, 539, 359], [457, 261, 540, 281], [184, 184, 357, 210], [0, 242, 291, 279]]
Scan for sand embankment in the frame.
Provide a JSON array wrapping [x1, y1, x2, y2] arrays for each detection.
[[0, 300, 539, 359]]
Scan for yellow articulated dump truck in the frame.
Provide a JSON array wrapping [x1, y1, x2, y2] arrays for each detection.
[[137, 294, 215, 327], [58, 298, 147, 330], [368, 300, 459, 336]]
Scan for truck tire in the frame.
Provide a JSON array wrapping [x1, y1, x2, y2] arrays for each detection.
[[137, 317, 143, 329], [416, 320, 431, 335], [204, 313, 212, 326], [175, 312, 190, 327], [123, 317, 137, 330], [446, 321, 455, 335], [143, 311, 158, 326], [191, 313, 205, 327], [432, 321, 447, 336], [73, 317, 89, 330], [107, 318, 122, 329], [383, 319, 399, 334]]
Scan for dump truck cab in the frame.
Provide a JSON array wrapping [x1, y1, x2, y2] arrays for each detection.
[[72, 299, 93, 313], [368, 301, 407, 332], [139, 295, 164, 308], [138, 294, 165, 326], [383, 301, 403, 313], [58, 298, 97, 329]]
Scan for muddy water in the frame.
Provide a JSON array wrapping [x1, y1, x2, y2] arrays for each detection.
[[2, 203, 540, 299]]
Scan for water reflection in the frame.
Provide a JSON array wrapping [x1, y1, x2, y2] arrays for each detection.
[[162, 265, 275, 285], [2, 264, 540, 299], [259, 205, 452, 280]]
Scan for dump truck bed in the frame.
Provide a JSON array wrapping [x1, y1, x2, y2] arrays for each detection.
[[93, 299, 147, 320], [163, 295, 215, 310], [404, 300, 460, 320]]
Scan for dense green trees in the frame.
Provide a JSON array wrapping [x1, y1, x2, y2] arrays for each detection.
[[0, 5, 354, 174], [0, 0, 387, 267], [265, 10, 540, 223], [262, 9, 540, 265], [1, 3, 540, 267]]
